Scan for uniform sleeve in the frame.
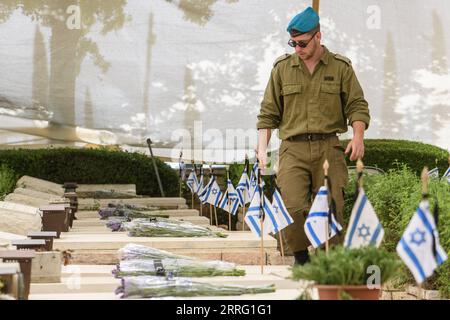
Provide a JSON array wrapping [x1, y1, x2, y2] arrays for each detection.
[[256, 67, 283, 129], [341, 66, 370, 129]]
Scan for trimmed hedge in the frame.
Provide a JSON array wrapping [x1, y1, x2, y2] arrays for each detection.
[[341, 139, 449, 175], [0, 148, 179, 197]]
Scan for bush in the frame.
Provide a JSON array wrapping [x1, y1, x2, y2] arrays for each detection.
[[0, 164, 17, 200], [343, 166, 450, 297], [0, 148, 179, 197], [341, 139, 449, 175], [292, 245, 401, 285]]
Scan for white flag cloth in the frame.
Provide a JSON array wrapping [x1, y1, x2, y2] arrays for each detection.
[[248, 162, 259, 202], [198, 176, 213, 204], [304, 186, 343, 249], [428, 167, 439, 179], [442, 167, 450, 184], [196, 174, 204, 195], [218, 179, 240, 215], [244, 185, 280, 237], [344, 188, 384, 248], [271, 188, 294, 232], [396, 199, 448, 284], [202, 176, 223, 207], [236, 171, 250, 206], [186, 170, 198, 194]]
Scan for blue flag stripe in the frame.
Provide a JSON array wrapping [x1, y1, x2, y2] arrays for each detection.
[[345, 195, 367, 247], [415, 207, 446, 263], [274, 192, 292, 224], [263, 201, 279, 232], [369, 223, 382, 246], [248, 216, 261, 237], [308, 211, 328, 218], [317, 190, 327, 195], [400, 237, 426, 282], [306, 222, 321, 247]]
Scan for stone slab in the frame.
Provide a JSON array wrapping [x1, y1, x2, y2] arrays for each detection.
[[77, 209, 200, 219], [406, 285, 443, 300], [0, 201, 40, 215], [31, 251, 62, 283], [0, 208, 42, 236], [13, 187, 64, 201], [3, 193, 50, 208], [76, 184, 137, 198], [78, 198, 187, 210], [16, 176, 63, 196]]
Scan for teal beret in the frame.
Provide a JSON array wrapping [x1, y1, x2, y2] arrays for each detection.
[[287, 7, 319, 35]]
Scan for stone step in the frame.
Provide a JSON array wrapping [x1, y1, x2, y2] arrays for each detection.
[[29, 289, 302, 300], [54, 231, 276, 251], [76, 184, 137, 198], [76, 209, 200, 219], [78, 198, 187, 210], [62, 247, 290, 266], [30, 265, 299, 295]]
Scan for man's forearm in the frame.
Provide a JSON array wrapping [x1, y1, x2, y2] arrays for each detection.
[[352, 121, 365, 139], [257, 129, 272, 152]]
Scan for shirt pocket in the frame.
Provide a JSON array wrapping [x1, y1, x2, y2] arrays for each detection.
[[319, 82, 343, 118], [281, 84, 303, 119]]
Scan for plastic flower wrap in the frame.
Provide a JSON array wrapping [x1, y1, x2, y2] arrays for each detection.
[[98, 207, 169, 220], [123, 218, 227, 238], [118, 244, 194, 261], [116, 276, 275, 298], [112, 258, 245, 278]]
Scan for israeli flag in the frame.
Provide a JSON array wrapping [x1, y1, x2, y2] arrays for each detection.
[[248, 162, 265, 202], [218, 179, 240, 215], [244, 185, 280, 237], [202, 176, 223, 207], [396, 200, 448, 284], [344, 188, 384, 248], [271, 188, 294, 232], [428, 167, 439, 179], [198, 176, 213, 204], [196, 174, 204, 195], [236, 171, 250, 206], [442, 167, 450, 184], [304, 186, 343, 249], [186, 170, 198, 193]]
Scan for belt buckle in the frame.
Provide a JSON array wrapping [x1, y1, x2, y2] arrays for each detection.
[[307, 134, 313, 141]]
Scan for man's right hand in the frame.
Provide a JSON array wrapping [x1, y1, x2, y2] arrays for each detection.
[[257, 129, 271, 169], [257, 148, 268, 169]]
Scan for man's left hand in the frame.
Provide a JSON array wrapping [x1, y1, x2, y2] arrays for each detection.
[[345, 136, 364, 161]]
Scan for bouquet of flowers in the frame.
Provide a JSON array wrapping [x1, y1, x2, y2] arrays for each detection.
[[118, 244, 193, 261], [112, 258, 245, 278], [123, 218, 227, 238], [116, 276, 275, 298]]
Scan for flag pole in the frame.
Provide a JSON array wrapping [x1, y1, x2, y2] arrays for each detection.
[[279, 229, 286, 265], [212, 164, 218, 227], [226, 166, 231, 231], [242, 154, 249, 231], [191, 160, 195, 209], [209, 164, 213, 225], [323, 159, 330, 253], [258, 164, 265, 274], [357, 158, 364, 188], [420, 166, 429, 296], [178, 150, 183, 198], [312, 0, 320, 13], [199, 165, 203, 218]]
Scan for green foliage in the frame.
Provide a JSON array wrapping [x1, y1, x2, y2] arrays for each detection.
[[341, 139, 449, 175], [343, 166, 450, 297], [0, 164, 18, 200], [292, 246, 401, 286], [0, 148, 179, 196]]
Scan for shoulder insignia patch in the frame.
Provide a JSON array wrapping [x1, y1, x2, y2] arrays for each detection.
[[273, 53, 291, 67], [334, 54, 352, 66]]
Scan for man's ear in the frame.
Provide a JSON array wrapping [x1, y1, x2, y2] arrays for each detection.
[[316, 31, 322, 41]]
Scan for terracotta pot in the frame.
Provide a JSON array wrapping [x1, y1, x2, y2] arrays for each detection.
[[315, 285, 380, 300]]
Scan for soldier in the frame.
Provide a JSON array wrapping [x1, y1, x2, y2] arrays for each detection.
[[256, 7, 370, 265]]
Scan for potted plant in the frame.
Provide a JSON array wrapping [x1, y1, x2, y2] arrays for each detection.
[[292, 245, 401, 300]]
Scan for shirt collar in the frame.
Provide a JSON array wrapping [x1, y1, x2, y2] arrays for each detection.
[[290, 45, 330, 67]]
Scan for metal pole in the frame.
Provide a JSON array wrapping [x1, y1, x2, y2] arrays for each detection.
[[313, 0, 320, 13], [146, 138, 165, 197]]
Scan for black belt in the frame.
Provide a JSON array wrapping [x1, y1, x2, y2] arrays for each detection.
[[287, 133, 336, 142]]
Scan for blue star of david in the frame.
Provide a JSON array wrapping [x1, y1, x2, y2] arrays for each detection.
[[273, 205, 279, 213], [410, 228, 426, 246], [212, 189, 217, 195], [357, 224, 371, 241], [251, 180, 257, 187]]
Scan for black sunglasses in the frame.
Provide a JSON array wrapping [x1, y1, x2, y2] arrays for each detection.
[[288, 31, 318, 48]]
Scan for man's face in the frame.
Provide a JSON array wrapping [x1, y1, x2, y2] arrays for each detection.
[[291, 31, 321, 60]]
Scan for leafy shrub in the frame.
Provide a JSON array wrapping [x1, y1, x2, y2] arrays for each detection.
[[0, 164, 18, 200], [0, 148, 179, 196]]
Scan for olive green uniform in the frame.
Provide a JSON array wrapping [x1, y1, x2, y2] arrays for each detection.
[[257, 46, 370, 252]]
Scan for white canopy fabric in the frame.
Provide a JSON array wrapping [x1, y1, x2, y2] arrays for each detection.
[[0, 0, 449, 163]]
